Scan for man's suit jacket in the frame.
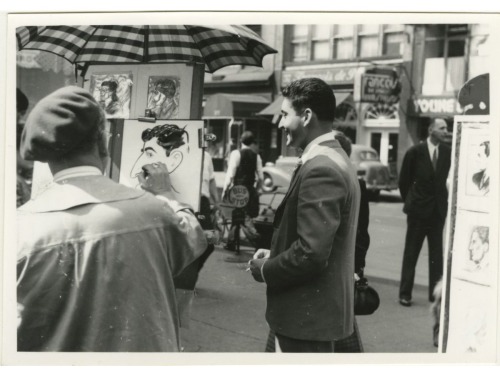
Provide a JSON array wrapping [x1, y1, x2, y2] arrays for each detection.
[[262, 139, 360, 341], [398, 142, 451, 220]]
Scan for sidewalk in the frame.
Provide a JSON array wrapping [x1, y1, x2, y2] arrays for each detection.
[[180, 245, 437, 353]]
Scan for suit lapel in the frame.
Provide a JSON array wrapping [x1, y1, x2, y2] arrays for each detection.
[[273, 163, 302, 226], [273, 140, 338, 227]]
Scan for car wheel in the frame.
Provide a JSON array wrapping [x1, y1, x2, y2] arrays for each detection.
[[262, 172, 275, 193]]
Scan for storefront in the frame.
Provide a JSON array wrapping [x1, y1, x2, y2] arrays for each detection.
[[408, 94, 462, 142], [355, 67, 402, 177]]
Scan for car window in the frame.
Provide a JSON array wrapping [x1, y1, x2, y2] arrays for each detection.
[[359, 151, 379, 161]]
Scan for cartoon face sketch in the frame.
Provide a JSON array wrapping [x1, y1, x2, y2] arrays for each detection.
[[89, 73, 133, 119], [471, 140, 490, 195], [146, 77, 179, 119], [129, 124, 190, 189], [467, 226, 489, 270]]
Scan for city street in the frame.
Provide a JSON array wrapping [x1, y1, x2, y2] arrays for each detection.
[[179, 191, 438, 353]]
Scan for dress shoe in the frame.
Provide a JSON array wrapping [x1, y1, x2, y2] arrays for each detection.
[[399, 298, 412, 307]]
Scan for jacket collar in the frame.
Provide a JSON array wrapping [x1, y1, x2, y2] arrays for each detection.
[[18, 175, 145, 213]]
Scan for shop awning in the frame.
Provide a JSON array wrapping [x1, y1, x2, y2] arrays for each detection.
[[203, 93, 270, 118], [258, 92, 353, 117]]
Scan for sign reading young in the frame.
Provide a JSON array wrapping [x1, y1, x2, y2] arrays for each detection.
[[411, 96, 463, 116], [361, 72, 400, 104]]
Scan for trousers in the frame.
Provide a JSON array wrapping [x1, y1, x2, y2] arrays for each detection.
[[275, 333, 335, 353], [399, 212, 445, 301]]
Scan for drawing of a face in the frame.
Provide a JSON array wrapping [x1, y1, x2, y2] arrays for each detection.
[[129, 124, 189, 185], [468, 227, 489, 266]]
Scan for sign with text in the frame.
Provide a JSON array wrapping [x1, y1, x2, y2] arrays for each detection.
[[411, 96, 463, 116], [361, 72, 400, 104], [282, 67, 357, 86], [229, 185, 250, 208]]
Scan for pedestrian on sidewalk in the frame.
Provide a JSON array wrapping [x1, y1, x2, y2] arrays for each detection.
[[398, 118, 451, 306], [222, 131, 263, 250], [249, 78, 360, 353], [16, 86, 207, 352]]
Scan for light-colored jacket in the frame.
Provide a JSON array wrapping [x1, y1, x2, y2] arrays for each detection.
[[17, 175, 206, 352]]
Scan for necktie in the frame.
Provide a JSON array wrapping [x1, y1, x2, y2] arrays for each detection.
[[432, 148, 438, 171]]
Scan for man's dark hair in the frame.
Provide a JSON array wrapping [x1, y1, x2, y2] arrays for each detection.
[[17, 88, 29, 113], [241, 131, 256, 146], [282, 78, 336, 122]]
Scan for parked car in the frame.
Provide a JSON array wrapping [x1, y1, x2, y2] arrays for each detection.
[[262, 144, 397, 200]]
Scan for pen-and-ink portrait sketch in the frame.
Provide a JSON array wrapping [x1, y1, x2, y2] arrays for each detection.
[[146, 76, 180, 119], [465, 137, 490, 197], [119, 120, 203, 210], [89, 73, 133, 119]]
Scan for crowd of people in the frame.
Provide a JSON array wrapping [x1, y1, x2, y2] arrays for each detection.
[[15, 76, 452, 353]]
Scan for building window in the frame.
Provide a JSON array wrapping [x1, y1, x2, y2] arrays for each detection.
[[333, 25, 354, 60], [287, 24, 405, 63], [291, 25, 309, 62], [358, 25, 379, 57], [422, 24, 470, 95], [469, 24, 490, 80], [311, 25, 331, 60], [383, 24, 406, 55]]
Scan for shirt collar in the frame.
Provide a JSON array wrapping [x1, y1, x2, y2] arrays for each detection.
[[427, 137, 439, 154], [53, 166, 103, 182], [301, 132, 336, 163]]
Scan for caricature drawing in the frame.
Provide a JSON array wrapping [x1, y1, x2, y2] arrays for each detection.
[[89, 73, 133, 119], [471, 140, 490, 196], [146, 77, 179, 119], [466, 226, 489, 272], [129, 123, 190, 192]]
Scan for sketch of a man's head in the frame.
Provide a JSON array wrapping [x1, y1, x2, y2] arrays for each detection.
[[130, 123, 189, 181], [468, 226, 489, 266], [478, 140, 490, 161], [100, 80, 118, 102], [155, 79, 177, 98]]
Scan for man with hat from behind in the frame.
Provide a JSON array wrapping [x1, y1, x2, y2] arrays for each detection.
[[16, 86, 207, 352]]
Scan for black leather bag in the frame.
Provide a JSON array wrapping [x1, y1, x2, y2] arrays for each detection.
[[354, 277, 380, 315]]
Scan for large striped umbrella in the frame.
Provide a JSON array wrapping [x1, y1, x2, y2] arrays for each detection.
[[16, 25, 277, 73]]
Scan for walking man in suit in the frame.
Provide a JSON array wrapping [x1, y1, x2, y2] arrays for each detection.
[[398, 118, 451, 307], [248, 78, 360, 352]]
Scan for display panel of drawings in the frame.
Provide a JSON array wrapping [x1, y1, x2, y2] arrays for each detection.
[[451, 210, 492, 287], [446, 278, 496, 356], [454, 117, 490, 212], [146, 76, 180, 119], [119, 120, 203, 210], [89, 72, 133, 119]]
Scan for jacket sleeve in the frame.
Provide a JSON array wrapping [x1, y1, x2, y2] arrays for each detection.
[[155, 195, 208, 276], [398, 148, 415, 202], [262, 163, 345, 289]]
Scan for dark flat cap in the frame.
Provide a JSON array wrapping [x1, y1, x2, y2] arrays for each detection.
[[20, 86, 103, 162]]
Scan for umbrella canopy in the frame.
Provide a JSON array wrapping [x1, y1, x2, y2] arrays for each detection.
[[16, 25, 277, 73]]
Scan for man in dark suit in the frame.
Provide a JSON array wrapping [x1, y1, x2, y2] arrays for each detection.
[[249, 78, 360, 352], [398, 118, 451, 307]]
